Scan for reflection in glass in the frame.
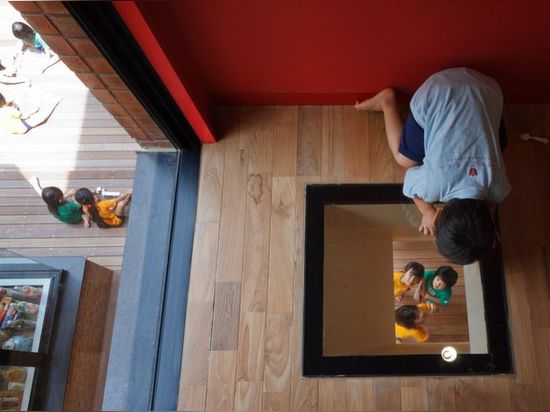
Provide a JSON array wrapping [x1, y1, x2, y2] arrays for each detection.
[[0, 366, 34, 411], [323, 204, 488, 356], [0, 281, 50, 353]]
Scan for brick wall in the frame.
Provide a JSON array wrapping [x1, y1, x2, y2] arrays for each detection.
[[9, 1, 173, 149]]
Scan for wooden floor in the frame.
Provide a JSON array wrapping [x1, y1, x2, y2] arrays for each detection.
[[179, 105, 550, 411], [0, 1, 140, 273]]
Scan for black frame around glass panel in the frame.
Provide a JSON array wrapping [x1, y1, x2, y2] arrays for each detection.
[[303, 184, 512, 377]]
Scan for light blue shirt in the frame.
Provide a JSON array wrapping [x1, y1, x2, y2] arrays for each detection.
[[403, 68, 511, 203]]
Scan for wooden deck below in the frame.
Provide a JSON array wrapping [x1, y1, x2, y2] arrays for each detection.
[[0, 3, 147, 408], [0, 1, 141, 273]]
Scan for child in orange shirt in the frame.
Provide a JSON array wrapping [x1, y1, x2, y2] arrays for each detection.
[[394, 302, 436, 343], [74, 187, 132, 228], [393, 261, 424, 301]]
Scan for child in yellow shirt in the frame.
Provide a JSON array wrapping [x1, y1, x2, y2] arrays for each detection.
[[0, 91, 60, 134], [394, 302, 436, 343], [74, 187, 132, 228], [393, 261, 424, 301]]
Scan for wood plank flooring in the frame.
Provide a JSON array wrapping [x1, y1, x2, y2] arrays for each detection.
[[180, 104, 550, 411]]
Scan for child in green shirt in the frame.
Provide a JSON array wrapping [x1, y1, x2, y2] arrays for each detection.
[[33, 177, 89, 227], [414, 266, 458, 306]]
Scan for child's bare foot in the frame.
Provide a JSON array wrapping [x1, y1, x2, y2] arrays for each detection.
[[354, 88, 395, 111]]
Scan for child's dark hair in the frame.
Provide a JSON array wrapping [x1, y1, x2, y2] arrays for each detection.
[[434, 266, 458, 288], [395, 305, 419, 329], [403, 261, 425, 280], [12, 22, 35, 44], [435, 199, 494, 265], [74, 188, 108, 228], [41, 187, 63, 216]]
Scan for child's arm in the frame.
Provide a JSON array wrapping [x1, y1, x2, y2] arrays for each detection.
[[413, 196, 437, 236], [417, 301, 437, 313], [414, 326, 429, 342], [82, 209, 91, 228], [413, 280, 426, 302], [424, 292, 448, 306]]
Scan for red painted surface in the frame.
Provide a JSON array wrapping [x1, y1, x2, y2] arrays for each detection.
[[113, 1, 216, 143], [119, 1, 550, 140]]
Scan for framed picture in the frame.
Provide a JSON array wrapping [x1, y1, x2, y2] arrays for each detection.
[[0, 254, 63, 411], [0, 272, 62, 354], [0, 367, 36, 411]]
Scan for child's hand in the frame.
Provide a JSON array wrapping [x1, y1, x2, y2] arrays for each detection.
[[412, 196, 437, 236], [82, 211, 91, 228], [394, 296, 402, 302], [418, 213, 435, 236], [423, 301, 437, 313], [413, 290, 422, 303]]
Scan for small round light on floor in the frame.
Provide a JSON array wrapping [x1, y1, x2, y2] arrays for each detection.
[[441, 346, 458, 362]]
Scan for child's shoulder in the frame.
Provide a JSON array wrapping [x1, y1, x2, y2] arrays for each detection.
[[424, 269, 436, 278], [58, 200, 80, 209], [97, 198, 116, 206]]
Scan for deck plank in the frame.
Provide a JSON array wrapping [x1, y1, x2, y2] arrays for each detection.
[[0, 9, 143, 410]]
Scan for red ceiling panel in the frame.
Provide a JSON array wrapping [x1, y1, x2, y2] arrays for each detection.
[[134, 0, 550, 105]]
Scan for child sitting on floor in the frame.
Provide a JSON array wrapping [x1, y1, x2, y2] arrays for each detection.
[[393, 261, 424, 301], [355, 68, 511, 265], [0, 91, 60, 134], [414, 266, 458, 307], [34, 176, 88, 227], [395, 302, 436, 343], [74, 187, 132, 228]]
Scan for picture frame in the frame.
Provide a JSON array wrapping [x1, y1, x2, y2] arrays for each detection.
[[0, 256, 63, 411]]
